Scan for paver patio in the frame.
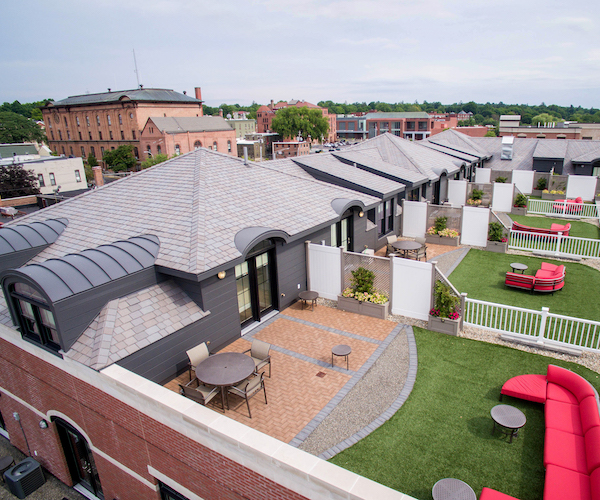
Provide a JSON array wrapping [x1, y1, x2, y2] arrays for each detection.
[[164, 302, 399, 444]]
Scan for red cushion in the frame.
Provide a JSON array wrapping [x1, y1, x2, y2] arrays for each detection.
[[536, 270, 559, 279], [480, 487, 520, 500], [576, 197, 583, 204], [547, 382, 579, 405], [544, 427, 587, 473], [590, 468, 600, 500], [546, 399, 583, 435], [543, 464, 591, 500], [585, 426, 600, 474], [501, 374, 547, 403], [505, 273, 535, 289], [581, 396, 600, 435], [541, 262, 560, 272], [547, 365, 596, 403], [550, 223, 569, 232]]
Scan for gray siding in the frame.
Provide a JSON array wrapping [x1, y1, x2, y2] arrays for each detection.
[[533, 158, 564, 174], [0, 247, 50, 274]]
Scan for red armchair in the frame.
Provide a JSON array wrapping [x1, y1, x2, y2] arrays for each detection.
[[505, 263, 565, 294]]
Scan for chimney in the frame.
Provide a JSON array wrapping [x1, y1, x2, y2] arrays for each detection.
[[270, 100, 274, 110], [93, 166, 104, 187], [183, 90, 187, 95], [219, 109, 224, 117], [244, 147, 249, 166], [195, 87, 202, 101]]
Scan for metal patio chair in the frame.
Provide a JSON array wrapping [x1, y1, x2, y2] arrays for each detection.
[[227, 373, 268, 418], [243, 339, 272, 378], [186, 342, 209, 381]]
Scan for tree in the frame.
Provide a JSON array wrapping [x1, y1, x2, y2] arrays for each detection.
[[531, 113, 563, 126], [271, 107, 329, 142], [141, 153, 169, 169], [87, 153, 98, 167], [0, 111, 46, 143], [0, 164, 41, 199], [102, 145, 136, 172], [484, 129, 497, 137]]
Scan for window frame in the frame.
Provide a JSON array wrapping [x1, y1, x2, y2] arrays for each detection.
[[378, 199, 394, 237], [38, 174, 45, 187], [49, 173, 56, 186], [75, 170, 82, 182], [159, 482, 191, 500]]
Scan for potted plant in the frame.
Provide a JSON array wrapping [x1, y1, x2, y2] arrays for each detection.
[[467, 188, 484, 206], [425, 216, 460, 246], [338, 267, 389, 319], [427, 281, 461, 336], [486, 222, 508, 253], [532, 177, 547, 197], [494, 177, 508, 183], [512, 193, 528, 215], [542, 189, 566, 201]]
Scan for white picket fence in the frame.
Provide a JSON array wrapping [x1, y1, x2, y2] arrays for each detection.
[[464, 297, 600, 352], [527, 198, 599, 219], [508, 230, 600, 259]]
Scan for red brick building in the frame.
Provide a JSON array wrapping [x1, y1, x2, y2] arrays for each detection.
[[256, 100, 336, 143], [272, 141, 310, 158]]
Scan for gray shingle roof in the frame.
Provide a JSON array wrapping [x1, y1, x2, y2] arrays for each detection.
[[8, 148, 379, 276], [363, 112, 430, 119], [50, 88, 200, 107], [334, 150, 427, 185], [148, 116, 233, 133], [533, 140, 568, 159], [0, 144, 38, 158], [427, 129, 490, 157]]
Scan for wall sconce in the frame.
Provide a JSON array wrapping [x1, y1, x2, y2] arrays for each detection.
[[358, 211, 364, 218], [217, 271, 226, 280], [39, 420, 48, 429]]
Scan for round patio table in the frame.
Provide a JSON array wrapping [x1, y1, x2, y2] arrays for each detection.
[[331, 344, 352, 370], [510, 263, 528, 274], [432, 478, 476, 500], [491, 404, 526, 443], [392, 240, 422, 259], [196, 352, 255, 412], [299, 290, 319, 311]]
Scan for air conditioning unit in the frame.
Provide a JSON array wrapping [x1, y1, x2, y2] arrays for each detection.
[[4, 457, 46, 499]]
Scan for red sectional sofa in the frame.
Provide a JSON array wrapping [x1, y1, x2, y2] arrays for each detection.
[[505, 262, 565, 294], [481, 365, 600, 500], [511, 221, 571, 237], [553, 197, 584, 214]]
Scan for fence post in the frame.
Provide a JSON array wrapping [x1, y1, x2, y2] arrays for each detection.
[[305, 241, 311, 292], [460, 293, 467, 332], [538, 307, 550, 345], [431, 260, 438, 311], [554, 232, 562, 258], [339, 247, 345, 294], [389, 254, 394, 310]]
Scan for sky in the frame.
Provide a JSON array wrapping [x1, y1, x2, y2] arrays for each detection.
[[2, 0, 600, 109]]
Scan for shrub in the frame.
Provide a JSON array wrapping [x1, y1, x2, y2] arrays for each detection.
[[471, 189, 484, 200], [350, 267, 375, 294], [536, 177, 547, 191], [434, 216, 448, 233], [488, 222, 505, 242], [514, 193, 527, 207], [494, 177, 507, 183], [432, 281, 460, 319]]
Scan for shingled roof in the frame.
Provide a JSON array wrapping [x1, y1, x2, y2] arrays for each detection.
[[49, 88, 200, 107], [147, 116, 233, 133]]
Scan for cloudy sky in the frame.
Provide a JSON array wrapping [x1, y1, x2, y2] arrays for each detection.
[[2, 0, 599, 108]]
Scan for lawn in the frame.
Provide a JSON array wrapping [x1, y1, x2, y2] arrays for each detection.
[[331, 328, 600, 500], [448, 249, 600, 322], [511, 214, 600, 240]]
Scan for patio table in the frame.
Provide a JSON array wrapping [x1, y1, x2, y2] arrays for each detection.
[[491, 404, 526, 443], [510, 263, 528, 274], [432, 478, 476, 500], [331, 344, 352, 370], [195, 352, 255, 412], [392, 240, 422, 259], [299, 290, 319, 311]]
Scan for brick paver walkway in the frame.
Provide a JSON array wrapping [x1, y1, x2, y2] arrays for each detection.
[[164, 302, 399, 444]]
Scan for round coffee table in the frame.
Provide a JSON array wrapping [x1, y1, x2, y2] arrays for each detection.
[[195, 352, 256, 411], [331, 344, 352, 370], [392, 240, 422, 259], [491, 404, 526, 443], [432, 478, 476, 500], [299, 290, 319, 311], [510, 263, 528, 274]]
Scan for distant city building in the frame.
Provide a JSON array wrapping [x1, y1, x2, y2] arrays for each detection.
[[237, 139, 263, 160], [256, 100, 336, 143], [42, 87, 205, 162], [140, 116, 237, 158], [272, 141, 310, 158], [499, 115, 600, 140], [245, 132, 281, 156], [226, 118, 256, 138], [338, 112, 434, 141]]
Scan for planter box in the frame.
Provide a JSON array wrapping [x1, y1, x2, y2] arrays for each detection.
[[486, 240, 507, 253], [532, 189, 543, 197], [511, 206, 527, 216], [428, 315, 461, 336], [337, 295, 389, 320], [425, 234, 460, 247], [542, 192, 566, 201]]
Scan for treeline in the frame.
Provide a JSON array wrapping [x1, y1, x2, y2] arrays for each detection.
[[317, 101, 600, 125], [202, 102, 261, 120], [0, 99, 53, 121]]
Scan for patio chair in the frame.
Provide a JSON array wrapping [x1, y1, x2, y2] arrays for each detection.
[[227, 372, 268, 418], [243, 339, 272, 377], [186, 342, 210, 381], [415, 237, 428, 261], [386, 235, 398, 256], [179, 378, 221, 408]]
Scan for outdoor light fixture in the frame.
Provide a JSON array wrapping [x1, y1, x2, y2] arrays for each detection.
[[38, 420, 48, 429], [358, 211, 364, 218], [217, 271, 226, 279]]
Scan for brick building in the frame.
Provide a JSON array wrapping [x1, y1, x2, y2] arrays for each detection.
[[499, 115, 600, 140], [272, 141, 310, 158], [338, 112, 434, 141], [256, 100, 336, 143], [140, 116, 237, 158], [42, 87, 204, 162]]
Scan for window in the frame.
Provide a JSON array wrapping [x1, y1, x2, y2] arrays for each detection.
[[159, 482, 190, 500], [67, 130, 71, 140], [69, 146, 73, 155], [129, 112, 134, 119], [76, 116, 80, 126], [406, 121, 415, 131], [91, 146, 95, 157], [101, 147, 105, 155], [194, 141, 201, 149], [81, 146, 85, 156], [9, 282, 60, 351], [339, 122, 346, 130], [147, 145, 152, 156], [107, 115, 111, 126], [111, 147, 114, 151], [109, 130, 113, 140], [49, 173, 56, 185], [96, 115, 100, 126], [58, 130, 63, 140], [175, 144, 180, 155], [86, 116, 90, 126], [227, 140, 231, 152], [61, 147, 65, 155], [132, 130, 136, 139], [157, 145, 162, 154], [38, 174, 45, 187], [120, 130, 124, 140], [64, 117, 68, 127], [133, 147, 139, 159], [89, 131, 92, 140], [418, 121, 428, 131], [50, 130, 55, 140], [78, 131, 82, 140], [378, 199, 393, 236], [98, 131, 103, 140], [75, 170, 82, 182], [213, 141, 217, 151], [118, 114, 122, 125]]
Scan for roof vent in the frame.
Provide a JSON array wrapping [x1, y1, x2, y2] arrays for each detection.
[[501, 136, 514, 160]]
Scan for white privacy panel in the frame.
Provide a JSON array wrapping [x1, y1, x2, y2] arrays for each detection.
[[567, 175, 596, 201], [461, 206, 490, 247], [308, 244, 341, 300], [492, 182, 514, 213], [447, 180, 468, 207], [475, 168, 491, 184], [391, 258, 432, 320], [402, 200, 428, 238], [512, 170, 534, 195]]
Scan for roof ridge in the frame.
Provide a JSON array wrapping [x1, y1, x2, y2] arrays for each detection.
[[382, 134, 429, 177], [90, 298, 120, 369], [188, 149, 205, 273]]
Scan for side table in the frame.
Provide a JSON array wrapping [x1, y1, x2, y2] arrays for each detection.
[[299, 290, 319, 311], [432, 478, 476, 500], [331, 344, 352, 370], [491, 404, 526, 443]]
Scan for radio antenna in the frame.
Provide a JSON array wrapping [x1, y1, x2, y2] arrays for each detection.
[[133, 49, 141, 89]]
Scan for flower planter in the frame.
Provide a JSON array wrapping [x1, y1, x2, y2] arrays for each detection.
[[428, 315, 461, 336], [511, 206, 527, 216], [532, 189, 543, 197], [542, 193, 566, 201], [337, 295, 389, 320], [486, 240, 507, 253], [425, 234, 460, 247]]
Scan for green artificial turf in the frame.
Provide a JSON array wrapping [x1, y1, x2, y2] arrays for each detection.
[[511, 215, 600, 240], [330, 328, 600, 500], [448, 249, 600, 322]]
